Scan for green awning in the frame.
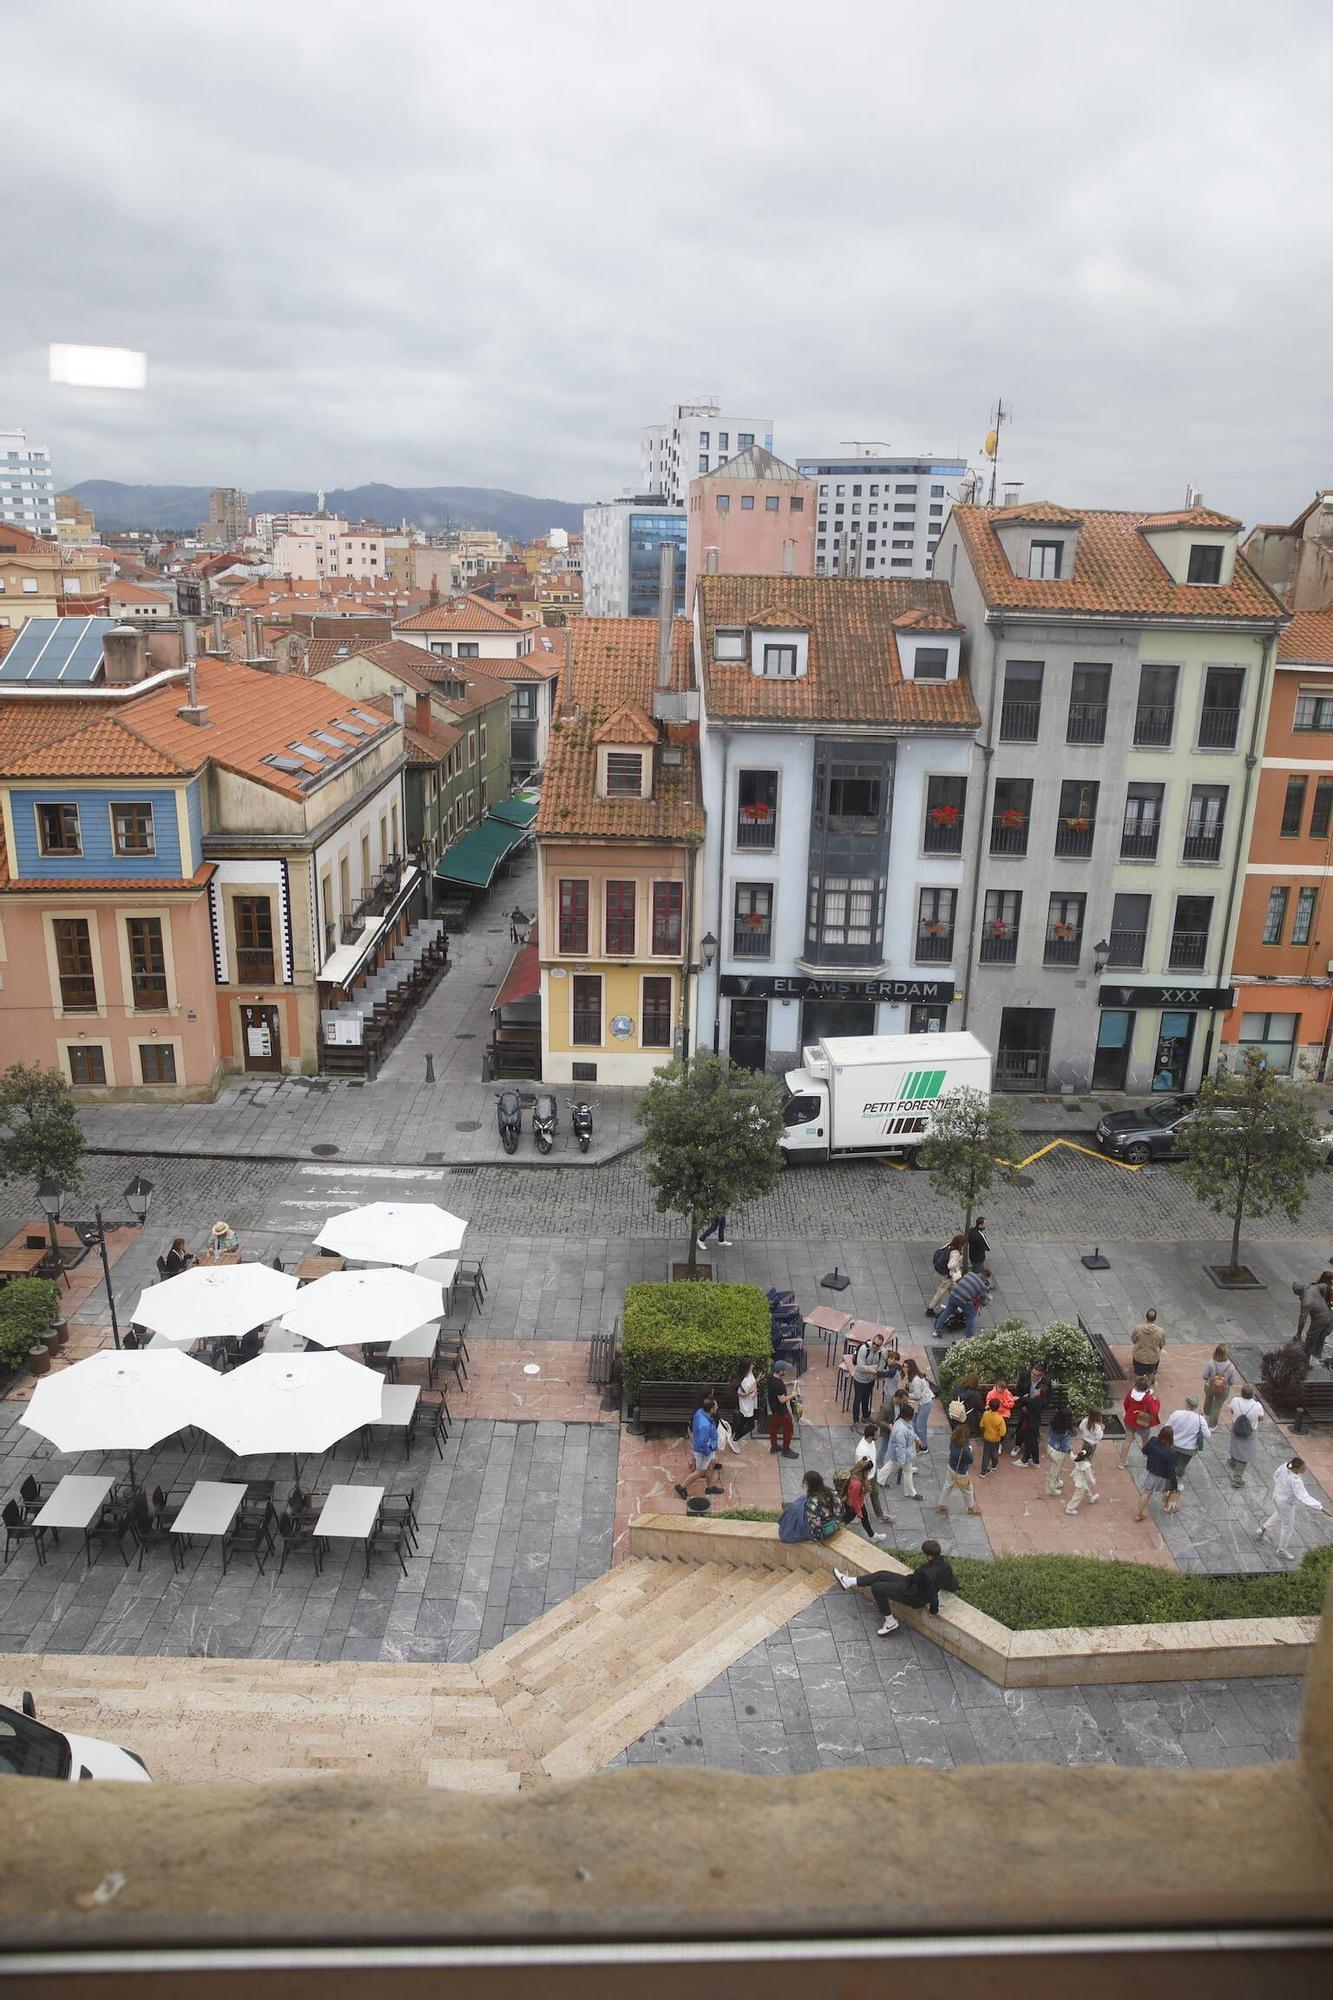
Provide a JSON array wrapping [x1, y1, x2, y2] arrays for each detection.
[[489, 793, 539, 829], [434, 818, 519, 889]]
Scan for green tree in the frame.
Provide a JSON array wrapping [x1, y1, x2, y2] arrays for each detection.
[[636, 1054, 784, 1275], [0, 1064, 85, 1266], [1175, 1049, 1318, 1277], [916, 1085, 1021, 1238]]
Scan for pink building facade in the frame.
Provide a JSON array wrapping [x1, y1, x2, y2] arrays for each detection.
[[685, 447, 817, 607]]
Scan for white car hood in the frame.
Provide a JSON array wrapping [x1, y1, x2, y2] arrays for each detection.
[[63, 1730, 152, 1782]]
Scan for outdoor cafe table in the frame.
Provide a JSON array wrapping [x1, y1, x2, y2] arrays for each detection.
[[0, 1245, 47, 1282], [366, 1384, 420, 1456], [313, 1483, 383, 1567], [385, 1323, 439, 1365], [170, 1480, 247, 1547], [193, 1248, 241, 1268], [804, 1305, 852, 1363], [294, 1254, 346, 1284], [32, 1474, 115, 1561]]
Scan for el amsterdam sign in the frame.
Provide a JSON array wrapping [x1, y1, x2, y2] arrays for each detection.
[[718, 974, 955, 1003], [1097, 982, 1235, 1010]]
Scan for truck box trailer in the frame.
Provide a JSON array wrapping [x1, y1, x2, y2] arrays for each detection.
[[779, 1032, 992, 1164]]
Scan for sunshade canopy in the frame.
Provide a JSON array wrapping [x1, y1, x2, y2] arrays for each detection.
[[488, 793, 538, 829], [433, 815, 525, 888], [314, 1201, 467, 1266], [132, 1262, 300, 1344], [20, 1349, 217, 1455], [279, 1267, 445, 1348], [206, 1351, 385, 1458]]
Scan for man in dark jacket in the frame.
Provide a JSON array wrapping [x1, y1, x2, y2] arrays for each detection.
[[967, 1217, 990, 1271], [833, 1538, 959, 1636]]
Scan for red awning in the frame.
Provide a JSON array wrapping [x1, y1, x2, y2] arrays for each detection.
[[492, 939, 540, 1013]]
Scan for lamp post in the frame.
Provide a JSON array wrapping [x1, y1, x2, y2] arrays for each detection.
[[79, 1176, 154, 1352], [1093, 937, 1111, 976], [36, 1177, 65, 1275]]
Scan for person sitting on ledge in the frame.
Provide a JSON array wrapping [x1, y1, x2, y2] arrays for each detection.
[[834, 1538, 959, 1636]]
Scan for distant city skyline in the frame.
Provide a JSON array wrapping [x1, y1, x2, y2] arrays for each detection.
[[5, 0, 1331, 528]]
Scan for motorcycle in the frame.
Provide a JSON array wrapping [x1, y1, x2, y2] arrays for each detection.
[[532, 1090, 558, 1155], [496, 1088, 522, 1154], [570, 1100, 594, 1153]]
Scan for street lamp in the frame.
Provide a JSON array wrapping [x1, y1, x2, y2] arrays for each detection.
[[78, 1175, 154, 1352], [510, 908, 531, 947], [36, 1177, 65, 1273], [1093, 937, 1111, 975], [700, 932, 717, 967]]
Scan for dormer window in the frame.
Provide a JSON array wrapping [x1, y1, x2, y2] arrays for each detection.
[[1029, 540, 1063, 579], [605, 751, 644, 797], [714, 628, 745, 661], [763, 644, 798, 678], [912, 648, 948, 682], [1187, 544, 1224, 585]]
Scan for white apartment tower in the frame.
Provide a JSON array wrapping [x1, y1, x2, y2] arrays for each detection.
[[641, 400, 774, 506], [0, 427, 57, 537], [794, 450, 973, 580]]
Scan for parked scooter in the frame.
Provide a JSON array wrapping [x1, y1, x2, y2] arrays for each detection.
[[496, 1088, 522, 1154], [569, 1100, 594, 1153], [532, 1090, 558, 1155]]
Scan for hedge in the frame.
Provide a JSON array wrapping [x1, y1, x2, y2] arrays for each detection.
[[0, 1277, 58, 1374], [622, 1281, 770, 1405], [936, 1316, 1104, 1415]]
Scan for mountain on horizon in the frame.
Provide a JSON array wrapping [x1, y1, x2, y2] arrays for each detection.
[[63, 479, 586, 541]]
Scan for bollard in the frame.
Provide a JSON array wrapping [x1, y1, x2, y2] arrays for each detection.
[[425, 1053, 436, 1084]]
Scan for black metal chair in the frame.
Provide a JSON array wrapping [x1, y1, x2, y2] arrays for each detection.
[[276, 1511, 323, 1576], [222, 1501, 274, 1574], [456, 1257, 486, 1308], [2, 1499, 46, 1566], [18, 1474, 47, 1519], [129, 1497, 181, 1572], [155, 1255, 169, 1281], [378, 1486, 419, 1552], [84, 1502, 135, 1569], [151, 1484, 186, 1528], [363, 1519, 409, 1578], [422, 1393, 450, 1460]]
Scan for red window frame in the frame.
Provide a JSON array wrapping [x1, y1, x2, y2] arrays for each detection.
[[558, 878, 589, 954]]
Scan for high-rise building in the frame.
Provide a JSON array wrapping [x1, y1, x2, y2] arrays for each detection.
[[641, 401, 774, 506], [205, 487, 249, 545], [582, 499, 686, 619], [794, 450, 970, 580], [0, 427, 57, 537]]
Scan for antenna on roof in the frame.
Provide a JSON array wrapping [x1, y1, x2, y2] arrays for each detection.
[[840, 441, 892, 456], [983, 399, 1009, 507]]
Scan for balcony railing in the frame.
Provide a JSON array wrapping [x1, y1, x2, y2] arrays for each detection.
[[732, 922, 772, 958], [1120, 826, 1160, 861], [735, 812, 776, 850], [979, 929, 1018, 964], [236, 950, 275, 985], [994, 1048, 1050, 1091], [1066, 702, 1108, 745], [340, 915, 362, 945], [324, 920, 338, 961], [1183, 826, 1224, 863], [915, 927, 955, 962], [1106, 929, 1147, 968], [1199, 707, 1240, 750], [924, 816, 964, 855], [1053, 819, 1095, 858], [1134, 704, 1175, 746], [989, 818, 1029, 857], [999, 700, 1041, 742], [1043, 933, 1082, 967], [1168, 929, 1209, 970]]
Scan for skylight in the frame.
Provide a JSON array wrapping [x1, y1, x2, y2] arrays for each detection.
[[288, 740, 328, 762], [263, 754, 304, 774], [350, 708, 383, 729], [312, 731, 348, 750]]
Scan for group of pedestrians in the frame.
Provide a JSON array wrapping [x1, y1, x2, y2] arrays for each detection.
[[927, 1219, 995, 1340]]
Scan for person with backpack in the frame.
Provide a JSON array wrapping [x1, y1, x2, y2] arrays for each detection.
[[928, 1234, 966, 1314], [1133, 1425, 1180, 1523], [850, 1331, 889, 1426], [1202, 1345, 1238, 1426], [1226, 1383, 1265, 1489], [778, 1469, 840, 1544], [834, 1538, 959, 1636], [1117, 1376, 1161, 1468], [936, 1423, 981, 1516], [934, 1267, 992, 1341], [1255, 1456, 1331, 1559]]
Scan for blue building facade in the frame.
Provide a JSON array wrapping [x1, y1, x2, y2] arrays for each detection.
[[628, 512, 687, 619]]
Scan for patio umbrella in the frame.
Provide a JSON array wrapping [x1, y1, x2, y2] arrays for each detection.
[[20, 1348, 217, 1485], [206, 1351, 385, 1481], [279, 1267, 445, 1348], [131, 1262, 300, 1345], [314, 1201, 467, 1266]]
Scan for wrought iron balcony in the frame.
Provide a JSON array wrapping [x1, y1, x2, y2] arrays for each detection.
[[999, 700, 1041, 743], [732, 921, 772, 959], [1042, 933, 1082, 967], [1105, 929, 1147, 969], [979, 929, 1018, 964], [989, 817, 1029, 857], [1168, 930, 1209, 970], [1134, 704, 1174, 746], [1183, 826, 1224, 863], [1120, 827, 1160, 861], [1053, 819, 1095, 858], [1066, 702, 1108, 745], [1198, 707, 1240, 750], [914, 927, 955, 963]]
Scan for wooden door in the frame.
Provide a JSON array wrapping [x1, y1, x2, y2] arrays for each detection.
[[241, 1003, 281, 1073]]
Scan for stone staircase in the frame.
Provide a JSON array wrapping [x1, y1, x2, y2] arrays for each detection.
[[8, 1555, 829, 1793]]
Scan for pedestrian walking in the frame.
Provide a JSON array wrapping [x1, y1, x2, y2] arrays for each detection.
[[1164, 1396, 1210, 1481], [855, 1424, 891, 1522], [936, 1423, 982, 1516], [1065, 1447, 1101, 1514], [1077, 1409, 1106, 1459], [834, 1538, 958, 1636], [1013, 1379, 1042, 1467], [1118, 1376, 1161, 1468], [967, 1215, 990, 1273], [954, 1372, 985, 1433], [1226, 1382, 1265, 1489], [927, 1235, 966, 1313], [840, 1462, 887, 1540], [1202, 1346, 1238, 1427], [1256, 1457, 1331, 1560], [934, 1267, 992, 1340], [884, 1403, 921, 1498], [766, 1365, 798, 1458], [734, 1363, 759, 1443], [674, 1397, 725, 1503], [697, 1214, 733, 1250], [850, 1331, 888, 1426], [1043, 1399, 1075, 1497], [1133, 1426, 1180, 1522], [978, 1394, 1007, 1475], [903, 1359, 934, 1451], [778, 1469, 841, 1544], [1294, 1274, 1333, 1360], [1129, 1308, 1166, 1379]]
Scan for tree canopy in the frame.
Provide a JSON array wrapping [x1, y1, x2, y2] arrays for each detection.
[[0, 1063, 85, 1195], [916, 1086, 1021, 1236], [636, 1055, 784, 1272], [1174, 1050, 1318, 1275]]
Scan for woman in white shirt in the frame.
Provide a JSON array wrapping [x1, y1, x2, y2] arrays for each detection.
[[1256, 1456, 1330, 1559], [1077, 1410, 1105, 1459], [903, 1360, 934, 1451], [734, 1364, 759, 1443]]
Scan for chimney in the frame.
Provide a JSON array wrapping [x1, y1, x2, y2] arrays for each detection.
[[705, 546, 720, 575], [415, 690, 432, 735], [656, 540, 676, 692], [559, 626, 579, 722], [390, 683, 406, 728], [1002, 480, 1023, 507], [782, 540, 795, 574], [175, 619, 210, 726], [428, 572, 440, 607], [211, 609, 226, 654], [102, 625, 148, 685], [244, 609, 263, 662]]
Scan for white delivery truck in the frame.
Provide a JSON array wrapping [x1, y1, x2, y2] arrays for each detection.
[[779, 1031, 992, 1165]]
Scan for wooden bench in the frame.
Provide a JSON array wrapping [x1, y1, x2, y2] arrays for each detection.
[[587, 1331, 617, 1386], [1294, 1379, 1333, 1432], [1077, 1314, 1124, 1384], [635, 1381, 741, 1431]]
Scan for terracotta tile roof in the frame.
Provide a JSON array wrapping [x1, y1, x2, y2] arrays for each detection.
[[1139, 505, 1243, 533], [305, 638, 439, 692], [987, 501, 1084, 526], [951, 505, 1287, 622], [107, 580, 173, 604], [893, 606, 963, 633], [394, 593, 529, 634], [422, 665, 513, 719], [696, 575, 981, 730], [0, 700, 197, 780], [363, 692, 461, 763], [1280, 610, 1333, 663], [537, 618, 701, 843], [745, 605, 810, 630], [122, 658, 398, 798], [593, 702, 657, 745], [0, 524, 49, 553], [1, 863, 215, 896]]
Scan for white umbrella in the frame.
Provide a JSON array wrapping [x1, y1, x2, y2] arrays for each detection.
[[21, 1349, 217, 1482], [132, 1263, 300, 1345], [314, 1201, 467, 1266], [279, 1268, 444, 1348], [206, 1352, 385, 1471]]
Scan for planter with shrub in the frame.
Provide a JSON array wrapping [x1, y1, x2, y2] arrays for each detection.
[[621, 1281, 770, 1409], [936, 1315, 1104, 1414], [1260, 1342, 1310, 1414], [0, 1277, 59, 1386]]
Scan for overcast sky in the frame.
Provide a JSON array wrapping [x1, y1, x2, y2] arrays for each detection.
[[6, 0, 1331, 524]]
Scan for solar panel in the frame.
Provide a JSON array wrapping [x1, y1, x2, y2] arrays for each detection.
[[288, 740, 328, 763], [0, 616, 116, 684]]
